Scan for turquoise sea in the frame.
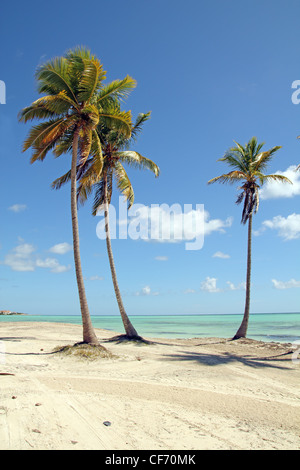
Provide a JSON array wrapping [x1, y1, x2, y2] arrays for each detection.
[[0, 313, 299, 343]]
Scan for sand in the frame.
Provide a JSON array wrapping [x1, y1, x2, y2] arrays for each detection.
[[0, 321, 299, 450]]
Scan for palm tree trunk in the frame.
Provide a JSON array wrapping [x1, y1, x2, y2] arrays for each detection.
[[71, 127, 99, 345], [233, 213, 252, 340], [103, 173, 139, 338]]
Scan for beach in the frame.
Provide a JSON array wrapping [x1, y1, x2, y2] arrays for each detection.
[[0, 321, 299, 450]]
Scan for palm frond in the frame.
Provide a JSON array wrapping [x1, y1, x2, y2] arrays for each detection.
[[24, 115, 78, 163], [98, 109, 133, 139], [208, 171, 246, 185], [22, 117, 65, 152], [219, 151, 248, 173], [252, 146, 282, 172], [18, 103, 58, 123], [118, 151, 160, 177], [260, 173, 292, 185], [113, 162, 134, 209], [77, 57, 106, 103], [36, 57, 78, 104], [97, 76, 136, 104], [19, 93, 79, 124], [52, 169, 72, 190], [130, 112, 151, 141]]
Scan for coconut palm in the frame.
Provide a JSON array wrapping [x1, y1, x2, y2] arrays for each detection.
[[208, 137, 292, 339], [53, 112, 160, 338], [19, 47, 135, 345]]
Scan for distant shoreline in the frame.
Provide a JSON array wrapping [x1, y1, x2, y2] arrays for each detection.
[[0, 312, 27, 316]]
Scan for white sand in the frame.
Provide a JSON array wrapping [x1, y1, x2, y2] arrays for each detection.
[[0, 321, 299, 450]]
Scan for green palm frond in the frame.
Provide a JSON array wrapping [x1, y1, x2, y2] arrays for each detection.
[[258, 173, 292, 185], [113, 161, 134, 209], [208, 171, 246, 185], [78, 127, 93, 163], [231, 140, 246, 157], [22, 117, 65, 152], [208, 137, 290, 224], [52, 169, 72, 190], [36, 57, 78, 104], [97, 76, 136, 104], [118, 151, 160, 177], [130, 112, 151, 141], [53, 130, 74, 157], [25, 115, 78, 163], [98, 109, 133, 139], [77, 57, 106, 103], [252, 146, 282, 173], [20, 92, 79, 123], [219, 152, 248, 173]]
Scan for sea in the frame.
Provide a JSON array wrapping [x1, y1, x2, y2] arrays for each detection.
[[0, 312, 299, 344]]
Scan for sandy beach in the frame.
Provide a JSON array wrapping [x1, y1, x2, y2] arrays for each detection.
[[0, 321, 299, 450]]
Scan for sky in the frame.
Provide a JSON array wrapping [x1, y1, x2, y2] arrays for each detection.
[[0, 0, 299, 316]]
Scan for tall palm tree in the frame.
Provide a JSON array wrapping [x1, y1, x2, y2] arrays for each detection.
[[208, 137, 292, 339], [53, 112, 160, 339], [19, 47, 135, 345]]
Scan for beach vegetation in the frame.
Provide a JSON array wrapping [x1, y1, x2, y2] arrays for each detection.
[[53, 343, 116, 360], [19, 47, 134, 345], [208, 137, 292, 339]]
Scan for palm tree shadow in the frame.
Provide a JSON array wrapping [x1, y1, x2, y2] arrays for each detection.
[[102, 334, 154, 345], [162, 350, 293, 370], [0, 336, 37, 342]]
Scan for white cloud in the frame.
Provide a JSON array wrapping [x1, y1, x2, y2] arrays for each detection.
[[49, 242, 72, 255], [226, 281, 246, 291], [36, 258, 70, 273], [87, 276, 104, 281], [141, 285, 151, 295], [125, 205, 232, 243], [135, 285, 159, 296], [200, 276, 221, 293], [154, 256, 168, 261], [3, 242, 70, 273], [8, 204, 27, 213], [261, 213, 300, 240], [213, 251, 230, 259], [259, 165, 300, 200], [272, 278, 300, 289], [4, 243, 36, 271], [184, 288, 195, 294]]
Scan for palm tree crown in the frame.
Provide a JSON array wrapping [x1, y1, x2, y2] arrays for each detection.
[[208, 137, 291, 222]]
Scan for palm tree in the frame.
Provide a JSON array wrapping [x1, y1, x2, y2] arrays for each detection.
[[208, 137, 292, 339], [53, 112, 160, 339], [19, 47, 135, 345]]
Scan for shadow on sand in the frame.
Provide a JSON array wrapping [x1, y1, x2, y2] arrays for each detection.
[[161, 349, 293, 370]]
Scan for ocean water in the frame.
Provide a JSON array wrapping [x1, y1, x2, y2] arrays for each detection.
[[0, 313, 299, 343]]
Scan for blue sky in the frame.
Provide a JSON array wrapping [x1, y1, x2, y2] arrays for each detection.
[[0, 0, 299, 316]]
